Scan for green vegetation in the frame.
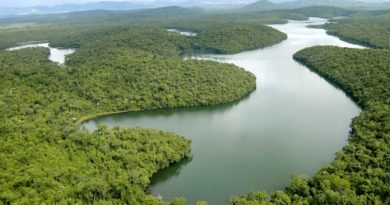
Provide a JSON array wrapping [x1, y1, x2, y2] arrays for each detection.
[[191, 22, 285, 54], [227, 5, 354, 23], [6, 4, 374, 51], [0, 41, 256, 203], [290, 6, 352, 19], [5, 5, 384, 52], [242, 0, 390, 11], [325, 14, 390, 49], [294, 47, 390, 106], [0, 14, 287, 55], [246, 5, 353, 19], [1, 4, 389, 205], [231, 46, 390, 204], [0, 47, 191, 204], [0, 6, 199, 26], [166, 21, 287, 54], [0, 6, 282, 204]]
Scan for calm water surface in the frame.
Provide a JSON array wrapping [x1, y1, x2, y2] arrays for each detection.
[[167, 28, 198, 36], [6, 42, 75, 64], [84, 18, 364, 204]]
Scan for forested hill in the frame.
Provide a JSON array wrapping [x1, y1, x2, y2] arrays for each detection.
[[0, 12, 287, 54], [231, 47, 390, 204], [242, 0, 390, 11], [167, 21, 287, 54], [242, 0, 278, 11], [325, 14, 390, 49], [61, 23, 286, 63], [295, 47, 390, 107], [0, 6, 200, 25]]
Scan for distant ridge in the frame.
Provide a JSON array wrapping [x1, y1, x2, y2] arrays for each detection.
[[131, 6, 197, 18], [242, 0, 390, 11], [2, 0, 390, 17], [242, 0, 280, 11], [0, 1, 150, 17], [0, 6, 200, 25]]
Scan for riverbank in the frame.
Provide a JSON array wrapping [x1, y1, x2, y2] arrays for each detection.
[[84, 18, 363, 205], [233, 45, 389, 205]]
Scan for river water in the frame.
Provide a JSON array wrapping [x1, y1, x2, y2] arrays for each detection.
[[84, 18, 364, 204], [6, 42, 75, 64], [167, 28, 197, 36]]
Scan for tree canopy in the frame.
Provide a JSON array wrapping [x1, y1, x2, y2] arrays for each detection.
[[325, 14, 390, 49], [0, 7, 271, 204]]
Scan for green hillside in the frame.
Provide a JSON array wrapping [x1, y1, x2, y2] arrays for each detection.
[[325, 14, 390, 49]]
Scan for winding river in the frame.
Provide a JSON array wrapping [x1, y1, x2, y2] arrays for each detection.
[[84, 18, 364, 204]]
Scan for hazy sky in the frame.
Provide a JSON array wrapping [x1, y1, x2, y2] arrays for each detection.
[[1, 0, 258, 7]]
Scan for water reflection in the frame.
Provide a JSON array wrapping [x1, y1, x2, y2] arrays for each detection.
[[85, 18, 363, 204], [84, 92, 253, 131], [150, 158, 193, 189]]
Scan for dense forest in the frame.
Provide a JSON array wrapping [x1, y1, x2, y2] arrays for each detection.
[[0, 40, 256, 204], [1, 4, 390, 205], [0, 5, 285, 204], [325, 14, 390, 49], [0, 6, 287, 52], [168, 21, 286, 54], [0, 5, 366, 51], [230, 47, 390, 204]]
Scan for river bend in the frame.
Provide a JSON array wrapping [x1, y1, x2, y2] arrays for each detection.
[[84, 18, 364, 204]]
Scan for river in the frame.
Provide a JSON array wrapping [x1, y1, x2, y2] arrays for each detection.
[[6, 42, 75, 64], [83, 18, 364, 204], [167, 28, 197, 36]]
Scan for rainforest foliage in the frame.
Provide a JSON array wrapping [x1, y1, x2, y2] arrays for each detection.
[[0, 7, 269, 204], [0, 47, 194, 204], [0, 42, 256, 204], [1, 4, 390, 205], [166, 21, 286, 54], [0, 21, 286, 54], [230, 47, 390, 204], [325, 14, 390, 49], [0, 6, 287, 53], [294, 47, 390, 107]]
